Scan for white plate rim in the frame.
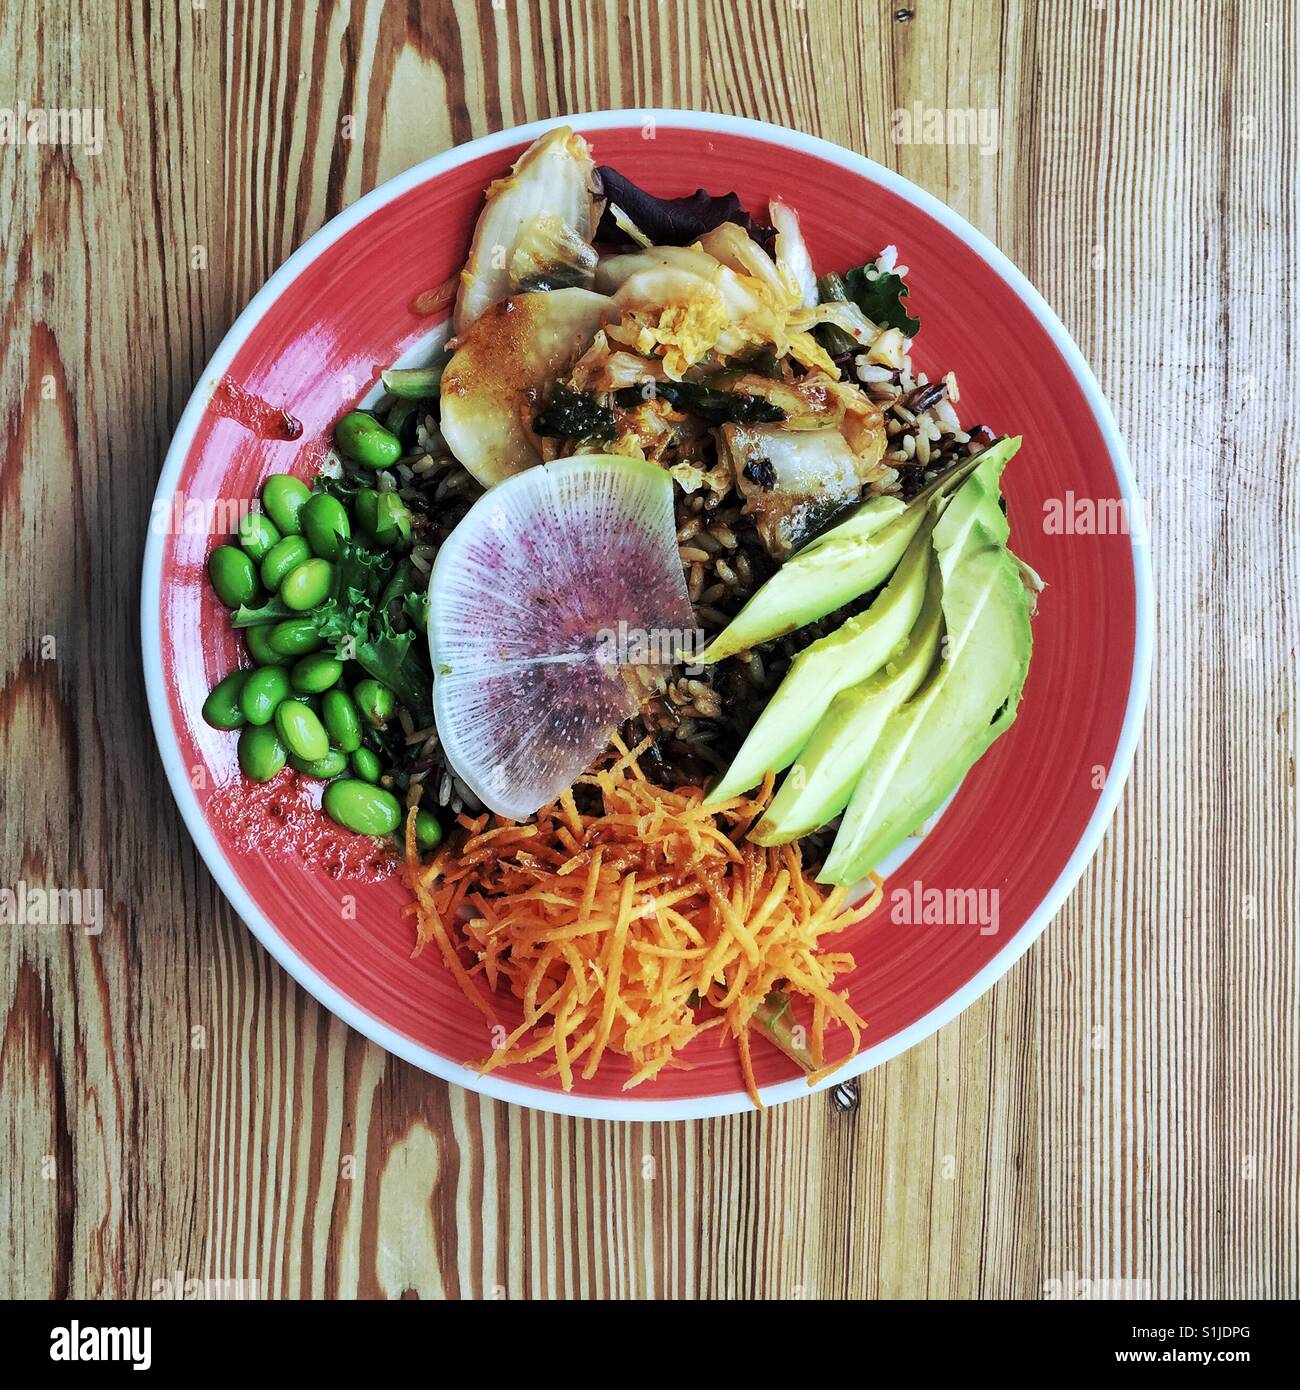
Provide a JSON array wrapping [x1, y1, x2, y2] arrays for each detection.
[[141, 108, 1153, 1121]]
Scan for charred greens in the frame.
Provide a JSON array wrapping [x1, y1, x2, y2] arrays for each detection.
[[533, 384, 617, 442], [614, 380, 786, 425]]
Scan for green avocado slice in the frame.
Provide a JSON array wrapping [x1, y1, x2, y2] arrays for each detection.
[[704, 510, 937, 804], [750, 558, 945, 843], [932, 438, 1015, 569], [747, 453, 1016, 843], [816, 517, 1033, 886], [700, 437, 1020, 663]]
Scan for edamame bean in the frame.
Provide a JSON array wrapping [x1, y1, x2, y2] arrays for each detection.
[[291, 652, 343, 693], [267, 618, 323, 657], [202, 670, 249, 729], [355, 488, 409, 547], [301, 492, 351, 561], [245, 622, 289, 666], [238, 724, 287, 782], [349, 746, 381, 782], [280, 557, 333, 611], [209, 545, 259, 608], [288, 748, 349, 779], [322, 779, 402, 837], [237, 510, 281, 561], [355, 488, 381, 538], [414, 809, 443, 852], [375, 494, 411, 545], [261, 474, 312, 535], [335, 411, 402, 470], [322, 690, 363, 752], [260, 535, 311, 591], [273, 699, 330, 762], [239, 665, 292, 726], [353, 679, 394, 727]]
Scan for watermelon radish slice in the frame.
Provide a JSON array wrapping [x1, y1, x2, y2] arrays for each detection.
[[428, 455, 695, 820]]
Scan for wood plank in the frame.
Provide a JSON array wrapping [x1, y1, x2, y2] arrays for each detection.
[[0, 0, 1294, 1300]]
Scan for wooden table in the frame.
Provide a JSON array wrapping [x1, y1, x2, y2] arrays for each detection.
[[3, 0, 1295, 1300]]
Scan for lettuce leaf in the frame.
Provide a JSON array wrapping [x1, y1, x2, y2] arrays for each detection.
[[842, 264, 920, 337], [232, 537, 433, 719], [594, 166, 775, 251]]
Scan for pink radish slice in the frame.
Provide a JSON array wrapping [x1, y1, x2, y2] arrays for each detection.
[[428, 455, 695, 820]]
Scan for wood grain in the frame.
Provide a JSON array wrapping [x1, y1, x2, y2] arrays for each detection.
[[1, 0, 1295, 1299]]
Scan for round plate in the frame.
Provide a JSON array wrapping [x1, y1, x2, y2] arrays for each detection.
[[142, 111, 1152, 1119]]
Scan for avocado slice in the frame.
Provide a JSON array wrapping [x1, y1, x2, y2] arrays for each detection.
[[704, 511, 937, 804], [816, 517, 1033, 886], [700, 437, 1020, 663], [750, 557, 945, 843], [795, 490, 908, 553], [747, 454, 1015, 843], [699, 497, 926, 664], [932, 438, 1015, 570]]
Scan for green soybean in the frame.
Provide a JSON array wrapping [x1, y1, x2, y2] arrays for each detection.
[[261, 474, 312, 535], [288, 748, 349, 779], [335, 411, 402, 470], [322, 779, 402, 837], [322, 690, 363, 752], [238, 724, 287, 782], [280, 557, 333, 611], [291, 652, 343, 693], [301, 492, 351, 561], [209, 545, 259, 608], [353, 679, 395, 726], [237, 510, 281, 561], [356, 488, 410, 547], [355, 488, 381, 538], [260, 535, 311, 591], [273, 699, 330, 762], [376, 494, 411, 546], [414, 809, 443, 852], [349, 746, 381, 782], [239, 665, 292, 726], [245, 623, 289, 666], [202, 670, 249, 729], [267, 618, 323, 657]]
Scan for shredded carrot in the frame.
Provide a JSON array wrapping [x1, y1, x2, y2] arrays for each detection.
[[400, 741, 873, 1107]]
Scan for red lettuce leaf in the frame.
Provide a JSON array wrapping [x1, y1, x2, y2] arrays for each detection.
[[594, 166, 775, 252]]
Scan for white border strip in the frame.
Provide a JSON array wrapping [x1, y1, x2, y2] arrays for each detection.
[[141, 110, 1153, 1121]]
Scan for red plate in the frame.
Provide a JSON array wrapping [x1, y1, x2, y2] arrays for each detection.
[[142, 113, 1152, 1118]]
